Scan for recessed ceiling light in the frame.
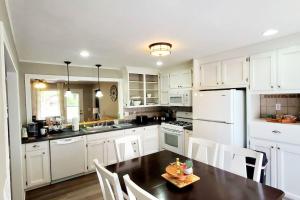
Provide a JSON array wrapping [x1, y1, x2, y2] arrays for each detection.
[[80, 50, 90, 57], [156, 61, 163, 66], [262, 29, 278, 37]]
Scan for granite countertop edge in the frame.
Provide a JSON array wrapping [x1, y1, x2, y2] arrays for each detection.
[[22, 122, 162, 144]]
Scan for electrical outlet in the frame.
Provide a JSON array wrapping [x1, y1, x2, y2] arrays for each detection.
[[275, 103, 281, 111]]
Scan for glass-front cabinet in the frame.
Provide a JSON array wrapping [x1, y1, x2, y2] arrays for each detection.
[[125, 67, 160, 107], [145, 75, 159, 106], [128, 73, 145, 106]]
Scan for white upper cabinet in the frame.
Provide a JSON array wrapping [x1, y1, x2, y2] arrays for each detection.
[[250, 51, 277, 91], [277, 46, 300, 90], [221, 57, 249, 87], [200, 62, 221, 88], [160, 74, 169, 91], [169, 69, 192, 89]]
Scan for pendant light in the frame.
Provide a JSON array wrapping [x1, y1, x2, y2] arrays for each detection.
[[64, 61, 72, 97], [95, 64, 103, 98]]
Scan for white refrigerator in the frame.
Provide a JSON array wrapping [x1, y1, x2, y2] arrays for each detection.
[[192, 89, 246, 147]]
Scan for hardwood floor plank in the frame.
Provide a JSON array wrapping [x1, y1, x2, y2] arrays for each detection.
[[26, 173, 103, 200]]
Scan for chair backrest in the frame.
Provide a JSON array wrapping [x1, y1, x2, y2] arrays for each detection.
[[114, 135, 142, 162], [123, 174, 159, 200], [94, 159, 124, 200], [218, 144, 263, 182], [187, 137, 219, 167]]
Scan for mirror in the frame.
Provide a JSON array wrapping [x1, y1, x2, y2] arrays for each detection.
[[29, 79, 119, 124]]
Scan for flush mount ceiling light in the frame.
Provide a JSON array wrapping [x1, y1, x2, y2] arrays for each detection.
[[262, 29, 278, 37], [95, 64, 103, 98], [149, 42, 172, 56], [64, 61, 72, 97], [80, 50, 90, 57], [34, 80, 47, 89]]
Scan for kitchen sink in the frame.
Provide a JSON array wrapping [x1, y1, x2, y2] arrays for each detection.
[[81, 125, 116, 133], [112, 123, 134, 128]]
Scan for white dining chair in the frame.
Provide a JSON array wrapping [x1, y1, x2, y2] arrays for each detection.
[[218, 144, 263, 182], [123, 174, 159, 200], [114, 135, 142, 162], [94, 159, 124, 200], [187, 137, 219, 167]]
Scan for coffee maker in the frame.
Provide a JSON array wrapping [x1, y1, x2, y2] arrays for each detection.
[[27, 122, 38, 137]]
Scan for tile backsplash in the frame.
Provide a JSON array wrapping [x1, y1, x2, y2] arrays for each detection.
[[260, 94, 300, 117], [123, 106, 192, 120]]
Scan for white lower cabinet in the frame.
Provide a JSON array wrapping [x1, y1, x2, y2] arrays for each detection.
[[250, 138, 300, 200], [23, 141, 50, 189], [277, 143, 300, 200], [86, 130, 124, 171], [87, 139, 106, 171], [143, 126, 159, 155]]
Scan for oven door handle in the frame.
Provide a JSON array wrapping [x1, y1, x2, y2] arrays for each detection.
[[162, 129, 181, 136]]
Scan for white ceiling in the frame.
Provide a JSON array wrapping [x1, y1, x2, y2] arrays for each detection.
[[7, 0, 300, 68]]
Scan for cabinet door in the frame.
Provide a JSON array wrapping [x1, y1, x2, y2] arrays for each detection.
[[160, 74, 169, 91], [249, 138, 277, 187], [200, 62, 221, 88], [143, 126, 159, 155], [181, 70, 192, 88], [87, 139, 106, 170], [250, 51, 276, 91], [169, 73, 180, 89], [160, 91, 169, 105], [277, 143, 300, 200], [221, 57, 249, 86], [26, 150, 50, 188], [106, 138, 118, 165], [277, 46, 300, 90]]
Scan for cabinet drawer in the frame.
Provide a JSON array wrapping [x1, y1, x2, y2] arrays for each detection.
[[250, 121, 300, 145], [87, 130, 125, 142], [25, 141, 49, 152], [124, 127, 144, 135]]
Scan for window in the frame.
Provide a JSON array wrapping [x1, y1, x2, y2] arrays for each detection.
[[37, 90, 61, 119], [65, 93, 80, 123]]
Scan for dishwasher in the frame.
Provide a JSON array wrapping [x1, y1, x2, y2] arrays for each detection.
[[50, 136, 86, 181]]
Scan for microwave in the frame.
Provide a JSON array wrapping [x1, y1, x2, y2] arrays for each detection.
[[169, 90, 192, 106]]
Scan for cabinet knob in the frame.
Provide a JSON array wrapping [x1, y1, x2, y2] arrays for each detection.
[[278, 85, 281, 88], [271, 86, 274, 88], [222, 82, 224, 84], [245, 78, 249, 82], [33, 145, 39, 148], [217, 82, 219, 85], [277, 147, 281, 150], [271, 146, 274, 149], [42, 152, 45, 155]]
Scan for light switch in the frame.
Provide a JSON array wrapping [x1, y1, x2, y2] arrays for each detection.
[[275, 103, 281, 111]]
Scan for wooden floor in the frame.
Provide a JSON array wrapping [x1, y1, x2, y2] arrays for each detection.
[[26, 173, 103, 200]]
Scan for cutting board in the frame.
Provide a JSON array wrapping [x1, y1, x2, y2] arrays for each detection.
[[161, 173, 200, 188]]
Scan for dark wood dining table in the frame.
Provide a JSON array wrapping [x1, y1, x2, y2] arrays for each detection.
[[106, 150, 284, 200]]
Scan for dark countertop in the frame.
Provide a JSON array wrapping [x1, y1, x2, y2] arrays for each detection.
[[183, 125, 193, 131], [22, 121, 162, 144]]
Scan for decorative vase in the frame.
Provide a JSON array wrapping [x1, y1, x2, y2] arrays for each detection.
[[184, 167, 193, 175]]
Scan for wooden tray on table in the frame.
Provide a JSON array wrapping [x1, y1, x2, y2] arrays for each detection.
[[161, 164, 200, 188]]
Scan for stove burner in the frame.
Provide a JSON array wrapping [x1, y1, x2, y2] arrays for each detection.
[[167, 121, 192, 127]]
